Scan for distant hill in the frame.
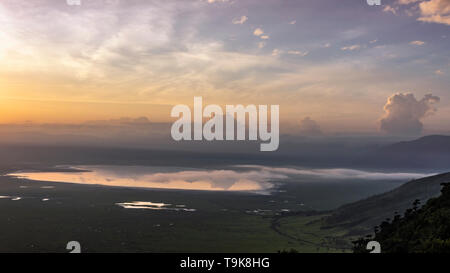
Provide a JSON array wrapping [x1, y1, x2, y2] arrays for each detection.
[[359, 135, 450, 170], [381, 135, 450, 154], [325, 172, 450, 234], [353, 182, 450, 253]]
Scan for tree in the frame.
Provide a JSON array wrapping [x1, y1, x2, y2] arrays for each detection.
[[353, 183, 450, 253]]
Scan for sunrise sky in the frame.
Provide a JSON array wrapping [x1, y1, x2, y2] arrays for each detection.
[[0, 0, 449, 135]]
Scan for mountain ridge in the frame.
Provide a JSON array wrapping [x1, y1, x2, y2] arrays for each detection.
[[381, 135, 450, 154]]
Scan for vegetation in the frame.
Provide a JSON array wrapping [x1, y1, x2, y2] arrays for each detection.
[[326, 172, 450, 234], [353, 183, 450, 253]]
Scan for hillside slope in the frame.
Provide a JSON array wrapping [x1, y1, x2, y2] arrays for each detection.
[[353, 183, 450, 253], [325, 172, 450, 234]]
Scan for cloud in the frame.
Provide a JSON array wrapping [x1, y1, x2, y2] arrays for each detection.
[[389, 0, 450, 26], [271, 49, 282, 56], [253, 28, 269, 42], [0, 117, 172, 147], [435, 69, 444, 75], [341, 44, 361, 51], [383, 5, 398, 14], [0, 0, 282, 105], [253, 28, 264, 36], [299, 117, 323, 136], [0, 0, 447, 133], [397, 0, 422, 4], [418, 0, 450, 25], [84, 116, 152, 126], [379, 93, 440, 135], [287, 50, 309, 56], [207, 0, 229, 3], [238, 165, 433, 180], [232, 15, 248, 24], [13, 165, 282, 193], [20, 165, 431, 195], [409, 40, 426, 45]]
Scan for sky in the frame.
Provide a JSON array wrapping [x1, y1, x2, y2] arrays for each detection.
[[0, 0, 449, 136]]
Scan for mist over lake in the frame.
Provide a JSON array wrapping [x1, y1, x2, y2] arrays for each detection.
[[7, 164, 433, 209]]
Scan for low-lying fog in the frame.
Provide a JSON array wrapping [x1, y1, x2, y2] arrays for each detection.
[[8, 165, 433, 194]]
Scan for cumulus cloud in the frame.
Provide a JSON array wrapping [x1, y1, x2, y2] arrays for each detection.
[[379, 93, 440, 135], [253, 28, 264, 36], [409, 40, 426, 45], [232, 15, 248, 24], [299, 117, 323, 136], [418, 0, 450, 25], [253, 28, 269, 42], [396, 0, 450, 25]]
